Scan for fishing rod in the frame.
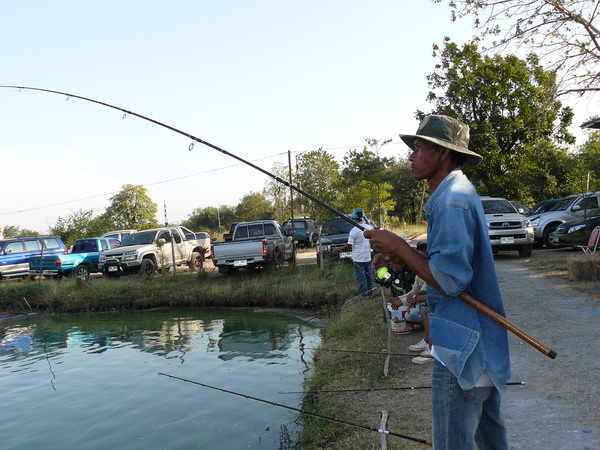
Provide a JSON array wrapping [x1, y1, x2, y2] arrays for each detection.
[[158, 372, 432, 446], [1, 85, 557, 360], [280, 381, 526, 395]]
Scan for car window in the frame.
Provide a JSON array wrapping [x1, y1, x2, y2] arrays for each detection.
[[5, 241, 24, 253], [42, 238, 62, 250], [481, 200, 517, 214], [23, 240, 41, 251]]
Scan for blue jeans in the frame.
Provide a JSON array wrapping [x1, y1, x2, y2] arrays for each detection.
[[432, 360, 508, 450], [353, 261, 372, 297]]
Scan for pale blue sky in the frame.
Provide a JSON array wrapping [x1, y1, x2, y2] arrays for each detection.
[[1, 1, 597, 232]]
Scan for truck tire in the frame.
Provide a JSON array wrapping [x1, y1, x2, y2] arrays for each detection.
[[138, 259, 156, 279], [518, 245, 533, 258], [188, 251, 205, 272], [73, 264, 90, 282]]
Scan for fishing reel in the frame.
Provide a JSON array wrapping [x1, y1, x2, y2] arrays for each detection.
[[374, 265, 404, 291]]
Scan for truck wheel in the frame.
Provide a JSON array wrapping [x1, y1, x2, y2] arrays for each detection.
[[138, 259, 156, 279], [518, 245, 533, 258], [74, 264, 90, 282], [188, 251, 205, 272]]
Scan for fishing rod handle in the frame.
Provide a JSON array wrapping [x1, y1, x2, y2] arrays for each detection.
[[459, 292, 557, 359]]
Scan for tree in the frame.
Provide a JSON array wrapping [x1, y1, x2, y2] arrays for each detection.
[[294, 149, 341, 223], [437, 0, 600, 95], [339, 146, 396, 226], [183, 205, 236, 234], [420, 39, 574, 201], [102, 184, 159, 230], [235, 192, 274, 222]]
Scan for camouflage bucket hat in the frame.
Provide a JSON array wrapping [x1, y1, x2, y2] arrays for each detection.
[[399, 115, 483, 168]]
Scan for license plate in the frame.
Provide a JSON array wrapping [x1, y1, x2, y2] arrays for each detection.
[[233, 260, 248, 267], [500, 237, 514, 244], [339, 252, 352, 259], [108, 266, 118, 272]]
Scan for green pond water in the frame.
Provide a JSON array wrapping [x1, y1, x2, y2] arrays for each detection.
[[0, 308, 322, 449]]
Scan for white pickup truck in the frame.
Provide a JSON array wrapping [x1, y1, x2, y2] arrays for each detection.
[[211, 220, 294, 274], [99, 226, 208, 278]]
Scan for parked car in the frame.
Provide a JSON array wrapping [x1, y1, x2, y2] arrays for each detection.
[[552, 208, 600, 248], [529, 198, 563, 216], [282, 217, 319, 248], [509, 200, 531, 216], [101, 229, 137, 242], [480, 197, 534, 257], [316, 215, 377, 265], [529, 192, 600, 247], [0, 236, 68, 279], [211, 220, 294, 274], [29, 237, 121, 280]]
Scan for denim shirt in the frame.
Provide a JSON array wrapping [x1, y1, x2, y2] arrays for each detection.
[[425, 169, 511, 392]]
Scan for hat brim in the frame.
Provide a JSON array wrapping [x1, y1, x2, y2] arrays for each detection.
[[400, 134, 483, 168]]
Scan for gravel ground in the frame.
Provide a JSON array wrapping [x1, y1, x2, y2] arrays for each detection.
[[496, 251, 600, 449]]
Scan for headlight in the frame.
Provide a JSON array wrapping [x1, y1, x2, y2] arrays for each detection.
[[567, 224, 586, 234], [530, 217, 540, 226]]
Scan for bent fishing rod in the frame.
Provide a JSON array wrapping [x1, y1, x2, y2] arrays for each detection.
[[158, 372, 432, 446], [1, 85, 556, 359]]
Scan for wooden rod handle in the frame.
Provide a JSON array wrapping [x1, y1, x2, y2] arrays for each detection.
[[459, 292, 557, 359]]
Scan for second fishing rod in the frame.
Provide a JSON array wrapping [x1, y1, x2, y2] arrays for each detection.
[[2, 85, 557, 359]]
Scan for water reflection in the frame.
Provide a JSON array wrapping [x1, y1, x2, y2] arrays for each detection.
[[0, 307, 321, 449]]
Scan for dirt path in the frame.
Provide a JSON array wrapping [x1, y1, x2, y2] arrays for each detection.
[[495, 253, 600, 449]]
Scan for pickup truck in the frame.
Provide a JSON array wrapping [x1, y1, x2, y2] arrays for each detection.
[[29, 237, 121, 281], [98, 226, 208, 278], [211, 220, 294, 274], [529, 191, 600, 247]]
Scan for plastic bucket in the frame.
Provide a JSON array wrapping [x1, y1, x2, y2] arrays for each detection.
[[387, 303, 413, 334]]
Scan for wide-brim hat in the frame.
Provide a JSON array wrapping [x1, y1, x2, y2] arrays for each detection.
[[399, 115, 483, 168]]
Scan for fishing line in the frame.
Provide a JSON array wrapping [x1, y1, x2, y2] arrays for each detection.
[[280, 381, 526, 395], [158, 372, 432, 446]]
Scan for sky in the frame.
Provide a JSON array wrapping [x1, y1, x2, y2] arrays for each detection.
[[1, 1, 598, 233]]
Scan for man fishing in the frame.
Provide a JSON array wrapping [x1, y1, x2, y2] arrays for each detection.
[[365, 115, 511, 449]]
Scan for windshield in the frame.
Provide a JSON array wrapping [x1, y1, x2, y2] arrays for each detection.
[[321, 219, 354, 236], [550, 196, 577, 212], [481, 199, 517, 214], [120, 231, 157, 246]]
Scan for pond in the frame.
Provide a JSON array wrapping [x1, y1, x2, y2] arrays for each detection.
[[0, 308, 322, 449]]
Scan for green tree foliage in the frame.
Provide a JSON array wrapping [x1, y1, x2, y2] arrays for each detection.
[[48, 209, 98, 247], [262, 162, 292, 223], [294, 149, 341, 223], [235, 192, 274, 222], [421, 39, 574, 202], [437, 0, 600, 95], [1, 225, 40, 238], [183, 205, 236, 234], [339, 146, 396, 227], [102, 184, 159, 230]]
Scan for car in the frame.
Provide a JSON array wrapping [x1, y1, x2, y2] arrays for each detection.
[[0, 236, 68, 279], [529, 192, 600, 247], [509, 200, 531, 216], [282, 217, 320, 248], [480, 197, 534, 257], [552, 208, 600, 248], [316, 215, 377, 264], [529, 198, 563, 216]]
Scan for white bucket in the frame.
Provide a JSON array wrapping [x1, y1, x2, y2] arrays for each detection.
[[387, 303, 413, 334]]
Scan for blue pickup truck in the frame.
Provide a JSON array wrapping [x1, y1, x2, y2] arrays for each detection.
[[29, 237, 121, 281]]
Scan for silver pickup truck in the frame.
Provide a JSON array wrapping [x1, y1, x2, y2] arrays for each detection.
[[211, 220, 293, 274]]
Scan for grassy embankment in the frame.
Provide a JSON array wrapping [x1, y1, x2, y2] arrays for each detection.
[[0, 264, 357, 313]]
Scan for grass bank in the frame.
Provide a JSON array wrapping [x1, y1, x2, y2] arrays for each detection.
[[0, 264, 356, 313], [299, 295, 433, 449]]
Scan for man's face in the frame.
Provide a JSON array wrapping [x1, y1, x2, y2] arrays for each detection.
[[408, 138, 442, 181]]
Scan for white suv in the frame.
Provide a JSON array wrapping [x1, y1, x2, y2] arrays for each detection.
[[480, 197, 534, 258]]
